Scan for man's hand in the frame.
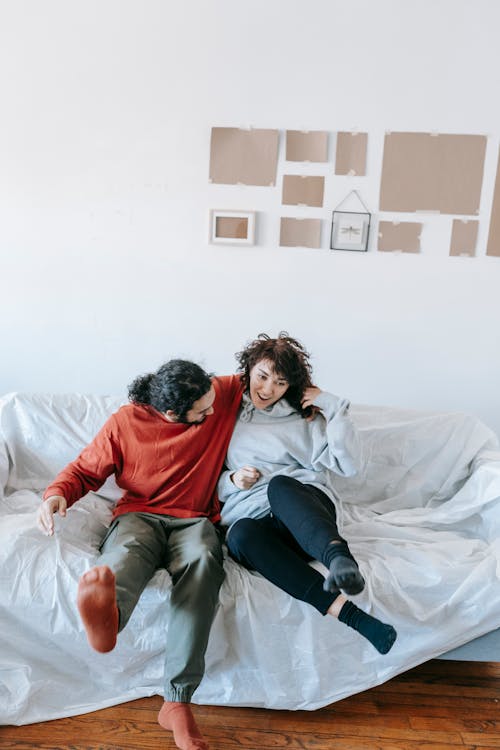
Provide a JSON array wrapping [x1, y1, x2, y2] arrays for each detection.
[[301, 386, 322, 410], [37, 495, 67, 536], [231, 466, 261, 490]]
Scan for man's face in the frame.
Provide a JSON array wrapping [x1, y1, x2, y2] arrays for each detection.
[[184, 385, 216, 423]]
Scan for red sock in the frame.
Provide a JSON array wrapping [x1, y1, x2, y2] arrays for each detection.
[[77, 565, 119, 653], [158, 701, 209, 750]]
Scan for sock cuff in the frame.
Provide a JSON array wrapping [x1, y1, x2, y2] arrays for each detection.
[[323, 540, 355, 568], [337, 600, 357, 625]]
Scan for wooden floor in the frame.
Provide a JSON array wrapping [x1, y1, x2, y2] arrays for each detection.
[[2, 660, 500, 749]]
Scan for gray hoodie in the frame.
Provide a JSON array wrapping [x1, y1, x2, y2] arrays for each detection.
[[218, 390, 363, 528]]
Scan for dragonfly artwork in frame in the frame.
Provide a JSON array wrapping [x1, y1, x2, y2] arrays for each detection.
[[331, 210, 371, 251]]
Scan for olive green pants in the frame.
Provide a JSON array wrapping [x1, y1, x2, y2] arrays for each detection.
[[97, 512, 224, 702]]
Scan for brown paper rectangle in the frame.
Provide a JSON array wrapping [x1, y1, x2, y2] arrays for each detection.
[[286, 130, 328, 162], [335, 132, 368, 175], [215, 216, 249, 240], [379, 132, 486, 215], [282, 175, 325, 207], [280, 218, 322, 248], [378, 221, 422, 253], [450, 220, 479, 256], [487, 149, 500, 257], [209, 127, 279, 186]]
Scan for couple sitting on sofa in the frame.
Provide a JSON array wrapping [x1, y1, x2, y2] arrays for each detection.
[[37, 332, 397, 750]]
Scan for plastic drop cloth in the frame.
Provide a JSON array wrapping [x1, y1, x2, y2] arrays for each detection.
[[1, 392, 500, 726]]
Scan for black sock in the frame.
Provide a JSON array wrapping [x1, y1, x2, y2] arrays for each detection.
[[323, 543, 365, 596], [337, 600, 397, 654]]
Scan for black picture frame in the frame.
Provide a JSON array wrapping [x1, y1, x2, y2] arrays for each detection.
[[330, 210, 371, 252]]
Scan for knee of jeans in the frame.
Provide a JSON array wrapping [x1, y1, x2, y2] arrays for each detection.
[[226, 517, 259, 555], [268, 474, 295, 503]]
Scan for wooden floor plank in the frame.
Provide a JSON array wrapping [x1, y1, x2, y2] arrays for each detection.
[[2, 660, 500, 750]]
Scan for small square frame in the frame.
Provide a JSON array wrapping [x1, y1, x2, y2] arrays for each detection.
[[330, 210, 371, 252], [209, 209, 256, 246]]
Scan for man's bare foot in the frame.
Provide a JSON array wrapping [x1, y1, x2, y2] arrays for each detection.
[[77, 566, 119, 653], [158, 701, 209, 750]]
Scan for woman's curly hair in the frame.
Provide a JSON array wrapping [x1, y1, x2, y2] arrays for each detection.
[[236, 332, 314, 418]]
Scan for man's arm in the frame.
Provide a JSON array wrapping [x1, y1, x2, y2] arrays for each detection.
[[37, 414, 121, 535]]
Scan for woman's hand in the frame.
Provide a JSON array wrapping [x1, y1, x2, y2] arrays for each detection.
[[37, 495, 67, 536], [301, 386, 322, 410], [231, 466, 261, 490]]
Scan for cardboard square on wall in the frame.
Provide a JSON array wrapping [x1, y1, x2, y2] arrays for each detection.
[[286, 131, 329, 162], [378, 221, 422, 253], [487, 149, 500, 257], [280, 218, 322, 248], [379, 132, 487, 215], [282, 175, 325, 207], [209, 127, 280, 186], [335, 132, 368, 175], [450, 220, 479, 256]]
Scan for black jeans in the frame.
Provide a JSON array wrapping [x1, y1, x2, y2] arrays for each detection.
[[226, 475, 350, 614]]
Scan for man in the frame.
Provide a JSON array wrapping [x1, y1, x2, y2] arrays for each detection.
[[37, 359, 243, 750]]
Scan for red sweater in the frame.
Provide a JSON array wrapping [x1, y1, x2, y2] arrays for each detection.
[[43, 375, 243, 523]]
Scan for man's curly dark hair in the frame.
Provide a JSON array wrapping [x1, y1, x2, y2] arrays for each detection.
[[235, 332, 314, 418], [128, 359, 212, 422]]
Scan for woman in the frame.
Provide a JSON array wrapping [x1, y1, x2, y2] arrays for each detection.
[[219, 333, 397, 654]]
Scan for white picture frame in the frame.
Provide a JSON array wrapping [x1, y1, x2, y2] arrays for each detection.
[[209, 209, 256, 246]]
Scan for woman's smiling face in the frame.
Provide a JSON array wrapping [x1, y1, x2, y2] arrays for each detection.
[[248, 359, 289, 409]]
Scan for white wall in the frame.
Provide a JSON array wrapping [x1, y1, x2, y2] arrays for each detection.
[[1, 0, 499, 435]]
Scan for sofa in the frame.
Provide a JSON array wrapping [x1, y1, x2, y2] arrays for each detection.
[[1, 390, 500, 726]]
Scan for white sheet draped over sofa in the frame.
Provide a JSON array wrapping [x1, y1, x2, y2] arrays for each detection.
[[1, 391, 500, 726]]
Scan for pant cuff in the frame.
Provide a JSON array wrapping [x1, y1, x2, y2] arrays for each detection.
[[164, 686, 196, 703]]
